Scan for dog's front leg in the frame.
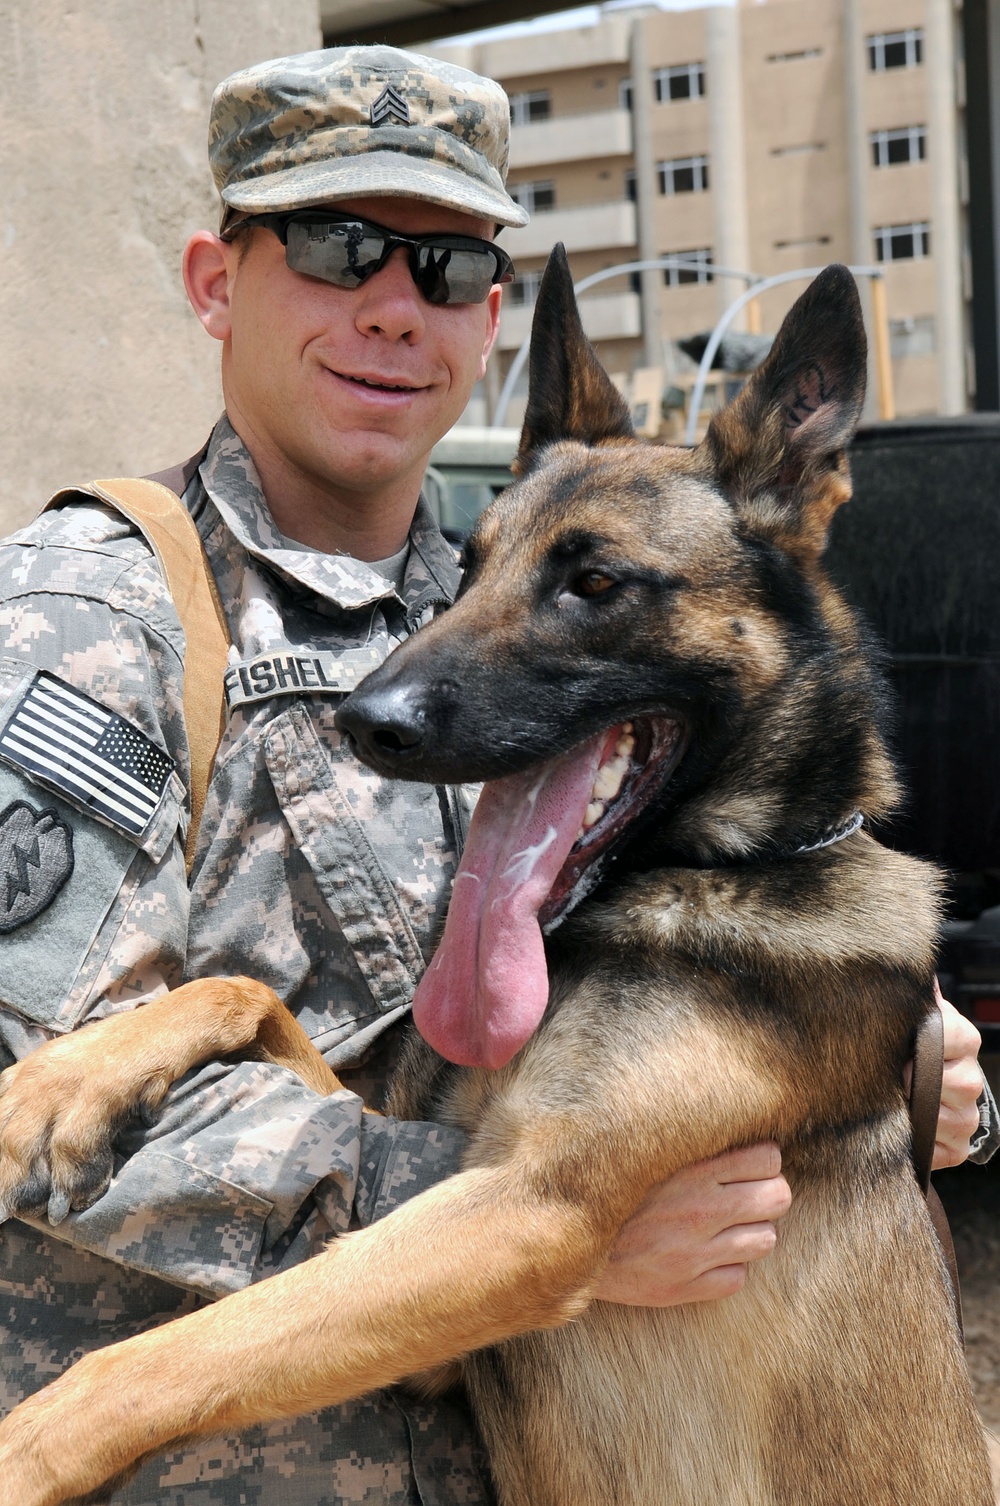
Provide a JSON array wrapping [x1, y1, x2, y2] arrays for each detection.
[[0, 1161, 611, 1506], [0, 1010, 799, 1506], [0, 977, 343, 1223]]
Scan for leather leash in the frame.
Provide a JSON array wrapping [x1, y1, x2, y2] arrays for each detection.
[[910, 1005, 964, 1342]]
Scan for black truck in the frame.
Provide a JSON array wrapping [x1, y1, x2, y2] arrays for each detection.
[[827, 417, 1000, 1041]]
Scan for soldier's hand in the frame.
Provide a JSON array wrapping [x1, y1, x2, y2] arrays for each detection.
[[595, 1142, 791, 1307], [930, 985, 986, 1170]]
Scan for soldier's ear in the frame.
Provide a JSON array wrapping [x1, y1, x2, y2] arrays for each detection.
[[514, 244, 634, 474], [702, 264, 867, 560]]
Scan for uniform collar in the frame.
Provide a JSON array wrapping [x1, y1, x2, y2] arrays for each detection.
[[196, 415, 461, 615]]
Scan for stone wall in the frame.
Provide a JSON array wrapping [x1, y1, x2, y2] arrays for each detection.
[[0, 0, 321, 531]]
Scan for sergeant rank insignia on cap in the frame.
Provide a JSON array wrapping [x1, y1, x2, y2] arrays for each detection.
[[370, 84, 410, 127], [0, 672, 174, 838]]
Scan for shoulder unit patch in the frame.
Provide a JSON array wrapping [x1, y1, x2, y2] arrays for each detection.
[[0, 800, 74, 933], [0, 672, 174, 838]]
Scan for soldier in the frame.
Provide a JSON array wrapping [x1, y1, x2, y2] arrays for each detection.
[[0, 44, 992, 1506]]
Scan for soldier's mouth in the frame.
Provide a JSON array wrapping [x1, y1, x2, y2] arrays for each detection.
[[336, 372, 423, 393]]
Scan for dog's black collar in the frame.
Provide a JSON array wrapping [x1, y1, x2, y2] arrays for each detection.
[[714, 809, 865, 868], [622, 810, 866, 876], [788, 809, 865, 857]]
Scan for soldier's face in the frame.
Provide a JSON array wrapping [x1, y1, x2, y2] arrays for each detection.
[[218, 196, 502, 508]]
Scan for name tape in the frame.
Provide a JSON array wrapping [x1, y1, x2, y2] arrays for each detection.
[[224, 647, 385, 710]]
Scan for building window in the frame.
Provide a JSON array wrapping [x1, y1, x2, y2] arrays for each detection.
[[509, 90, 550, 125], [766, 47, 823, 63], [624, 169, 637, 202], [770, 142, 826, 158], [889, 315, 935, 357], [510, 180, 556, 214], [508, 268, 545, 308], [658, 155, 710, 194], [773, 235, 832, 251], [874, 221, 930, 260], [619, 77, 633, 111], [663, 248, 714, 285], [653, 62, 705, 102], [868, 30, 923, 71], [871, 125, 926, 167]]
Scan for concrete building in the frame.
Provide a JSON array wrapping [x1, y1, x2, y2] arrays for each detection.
[[438, 0, 969, 421], [1, 0, 322, 533]]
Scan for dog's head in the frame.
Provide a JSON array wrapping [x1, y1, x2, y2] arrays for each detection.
[[336, 246, 897, 1068]]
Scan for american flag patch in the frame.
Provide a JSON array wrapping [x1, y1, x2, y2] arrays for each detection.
[[0, 673, 174, 836]]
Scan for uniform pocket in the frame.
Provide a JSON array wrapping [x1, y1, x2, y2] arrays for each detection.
[[262, 705, 433, 1015], [37, 1149, 273, 1298]]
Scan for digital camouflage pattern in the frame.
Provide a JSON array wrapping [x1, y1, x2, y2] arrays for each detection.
[[0, 417, 494, 1504], [210, 46, 530, 233]]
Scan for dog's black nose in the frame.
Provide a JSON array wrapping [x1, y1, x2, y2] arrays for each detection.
[[335, 684, 427, 766]]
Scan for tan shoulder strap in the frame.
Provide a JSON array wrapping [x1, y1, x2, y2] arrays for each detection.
[[44, 477, 231, 871]]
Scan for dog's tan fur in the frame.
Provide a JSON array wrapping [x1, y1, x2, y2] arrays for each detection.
[[0, 258, 990, 1505]]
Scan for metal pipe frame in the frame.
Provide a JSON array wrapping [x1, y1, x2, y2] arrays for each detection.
[[683, 265, 886, 447], [492, 257, 760, 430]]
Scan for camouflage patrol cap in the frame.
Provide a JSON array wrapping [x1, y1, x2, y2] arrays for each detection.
[[210, 45, 529, 232]]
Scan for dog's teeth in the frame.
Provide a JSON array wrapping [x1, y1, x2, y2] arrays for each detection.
[[615, 733, 635, 759], [593, 755, 628, 803], [576, 827, 585, 841], [583, 801, 605, 828], [622, 721, 633, 734]]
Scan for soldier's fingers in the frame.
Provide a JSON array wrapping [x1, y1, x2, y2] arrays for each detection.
[[702, 1220, 779, 1270], [940, 1056, 987, 1114], [710, 1172, 792, 1233], [681, 1263, 749, 1303], [937, 989, 982, 1062], [932, 1103, 984, 1170], [707, 1142, 783, 1184]]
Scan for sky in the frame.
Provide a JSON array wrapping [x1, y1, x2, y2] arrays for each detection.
[[439, 0, 737, 47]]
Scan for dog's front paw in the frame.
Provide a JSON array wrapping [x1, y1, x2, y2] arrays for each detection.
[[0, 1027, 163, 1226]]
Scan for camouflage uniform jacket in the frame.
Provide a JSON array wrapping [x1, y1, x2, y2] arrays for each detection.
[[0, 416, 492, 1505]]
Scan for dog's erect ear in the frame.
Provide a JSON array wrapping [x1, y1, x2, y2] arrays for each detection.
[[514, 244, 634, 473], [703, 264, 867, 559]]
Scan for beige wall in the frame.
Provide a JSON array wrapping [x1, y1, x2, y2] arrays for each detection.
[[496, 64, 624, 119], [0, 0, 322, 533], [508, 156, 632, 210]]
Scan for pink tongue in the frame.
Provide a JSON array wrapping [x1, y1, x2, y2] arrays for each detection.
[[412, 732, 610, 1070]]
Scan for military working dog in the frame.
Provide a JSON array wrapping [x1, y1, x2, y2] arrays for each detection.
[[0, 252, 990, 1504]]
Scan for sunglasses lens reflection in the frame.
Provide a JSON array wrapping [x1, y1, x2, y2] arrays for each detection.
[[283, 220, 501, 305], [285, 221, 385, 285], [415, 245, 495, 305]]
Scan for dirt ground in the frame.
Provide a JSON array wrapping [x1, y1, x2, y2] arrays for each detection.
[[936, 1053, 1000, 1495]]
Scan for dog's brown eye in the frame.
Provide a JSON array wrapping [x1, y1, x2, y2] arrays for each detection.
[[575, 571, 616, 597]]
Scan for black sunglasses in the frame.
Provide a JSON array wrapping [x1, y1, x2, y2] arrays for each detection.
[[225, 210, 515, 306]]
